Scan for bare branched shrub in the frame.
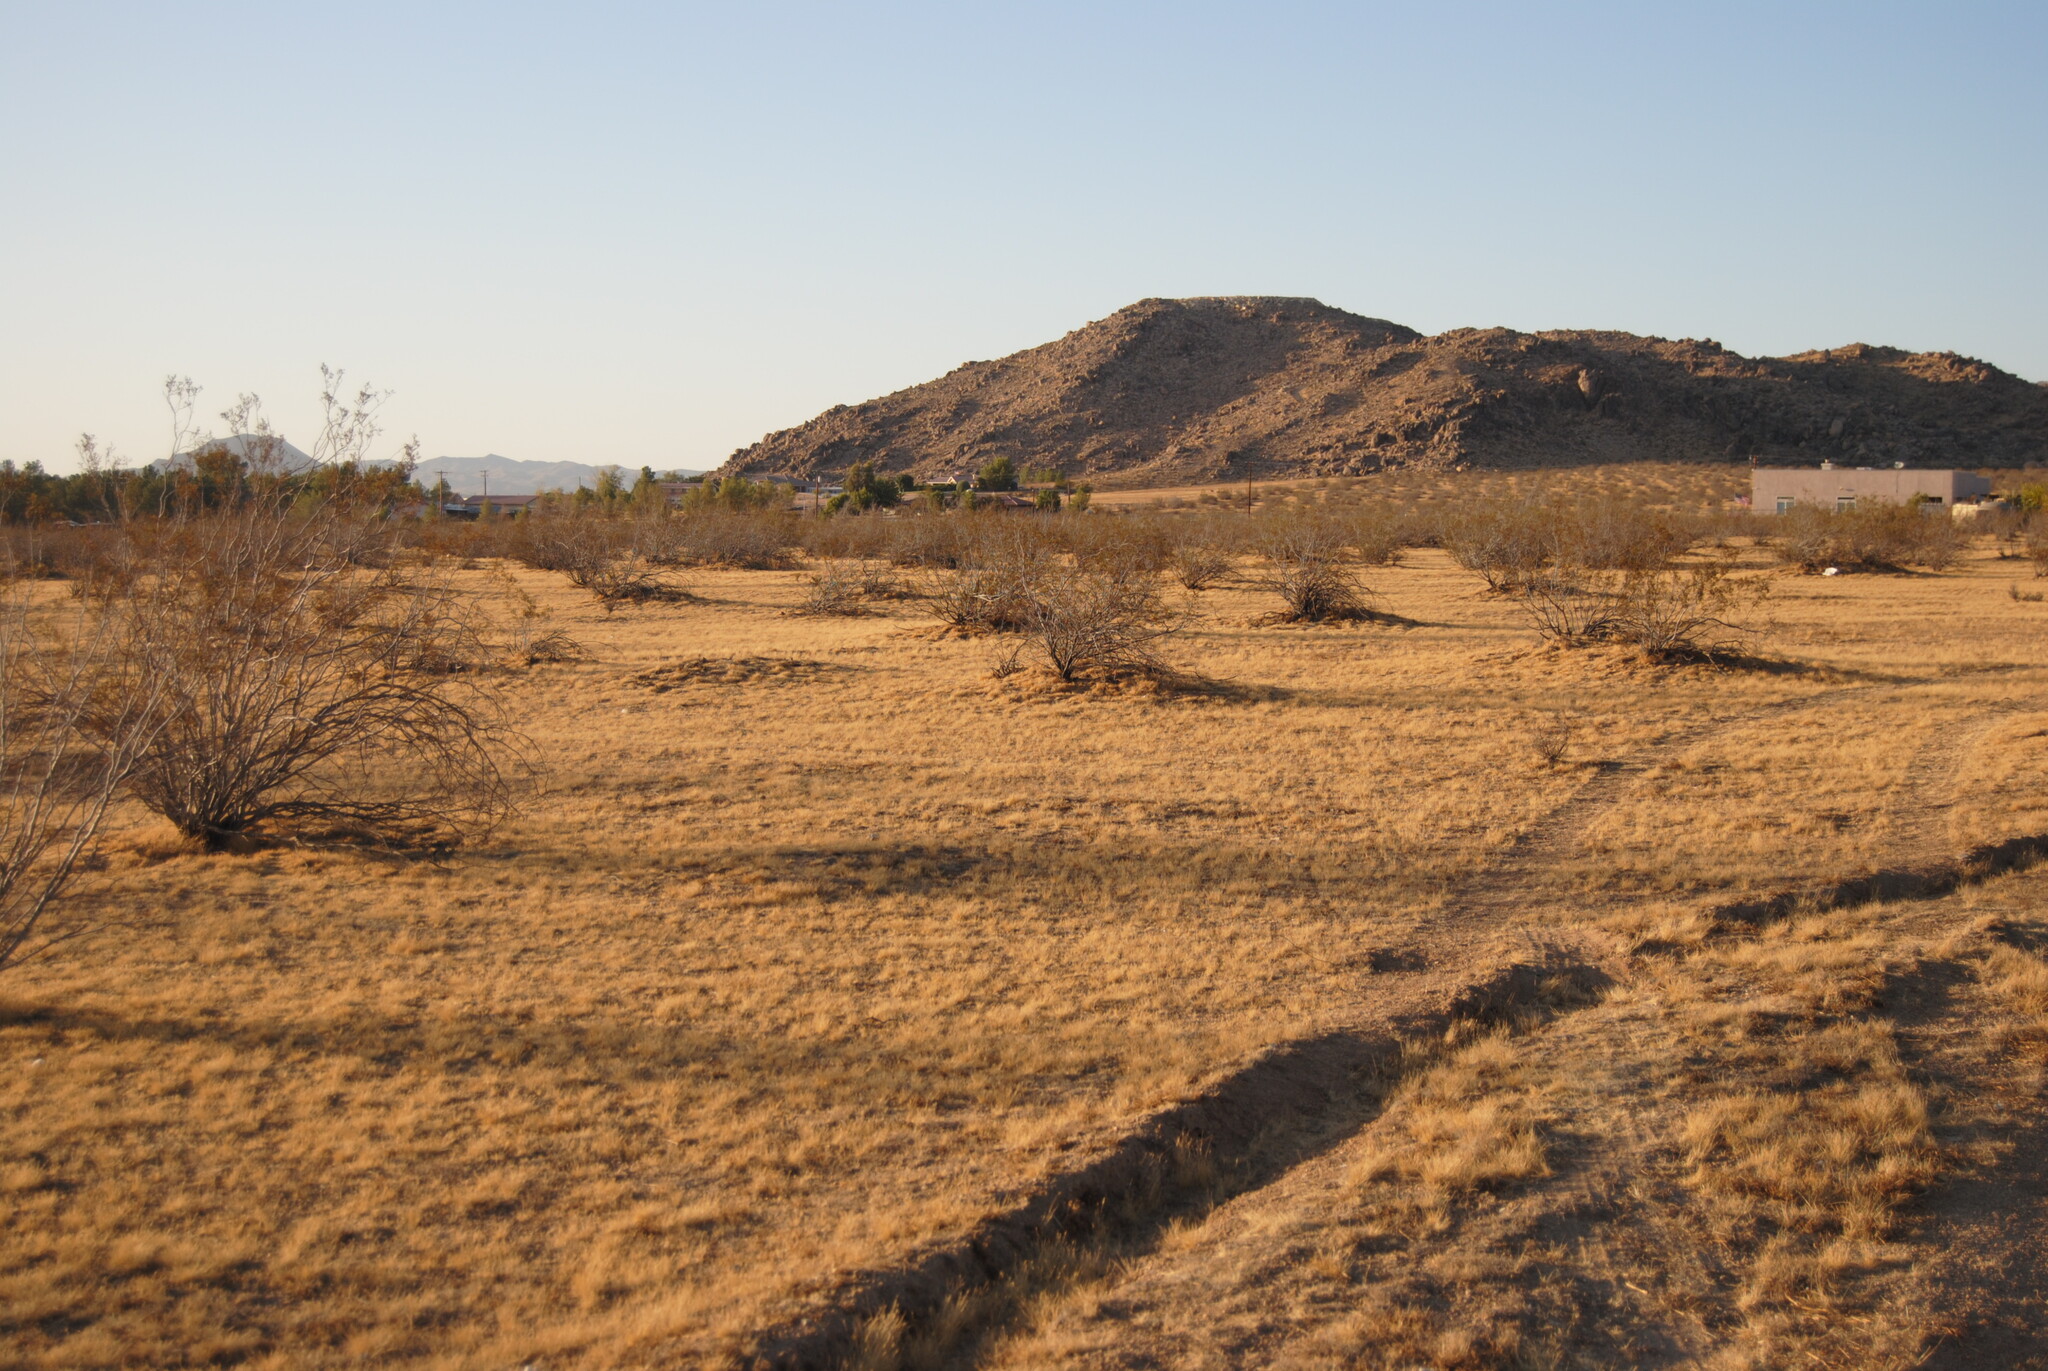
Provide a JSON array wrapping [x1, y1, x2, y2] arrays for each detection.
[[1772, 503, 1965, 573], [493, 578, 585, 665], [1516, 564, 1767, 662], [921, 560, 1042, 633], [793, 564, 870, 617], [1439, 499, 1551, 593], [919, 523, 1051, 632], [1344, 506, 1408, 567], [0, 603, 158, 973], [1169, 543, 1234, 591], [676, 509, 800, 569], [1513, 567, 1621, 644], [575, 554, 693, 611], [1610, 567, 1769, 660], [883, 516, 972, 569], [1529, 712, 1578, 769], [1561, 499, 1699, 571], [1025, 569, 1178, 682], [82, 509, 532, 850], [2025, 516, 2048, 578], [1442, 497, 1696, 590], [1066, 516, 1169, 579], [1253, 518, 1376, 622], [515, 520, 690, 609]]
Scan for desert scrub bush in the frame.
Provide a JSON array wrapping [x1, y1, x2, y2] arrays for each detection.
[[1438, 498, 1551, 592], [0, 600, 158, 972], [882, 514, 972, 568], [2027, 514, 2048, 578], [1559, 498, 1699, 570], [1065, 514, 1170, 579], [80, 508, 531, 850], [674, 508, 801, 569], [1252, 516, 1377, 622], [574, 554, 693, 610], [516, 520, 690, 609], [1024, 568, 1178, 682], [1168, 542, 1234, 591], [1342, 505, 1408, 566], [921, 561, 1041, 633], [792, 563, 875, 616], [919, 520, 1059, 632], [1772, 502, 1965, 573], [1515, 565, 1767, 662]]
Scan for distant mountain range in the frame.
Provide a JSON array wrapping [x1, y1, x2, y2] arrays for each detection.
[[168, 446, 703, 496], [412, 456, 705, 496], [720, 296, 2048, 485]]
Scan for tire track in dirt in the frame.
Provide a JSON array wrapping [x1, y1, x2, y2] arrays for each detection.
[[961, 689, 2048, 1370], [728, 676, 2043, 1369]]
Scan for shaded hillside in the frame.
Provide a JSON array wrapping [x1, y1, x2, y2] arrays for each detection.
[[719, 297, 2048, 486]]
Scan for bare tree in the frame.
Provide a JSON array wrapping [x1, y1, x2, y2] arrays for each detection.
[[1025, 569, 1178, 682], [1253, 517, 1377, 622], [81, 506, 531, 850], [0, 602, 158, 973]]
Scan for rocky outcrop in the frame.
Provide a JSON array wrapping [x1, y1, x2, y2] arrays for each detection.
[[719, 297, 2048, 485]]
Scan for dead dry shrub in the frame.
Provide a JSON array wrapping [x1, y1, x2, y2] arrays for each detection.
[[919, 524, 1051, 633], [1252, 517, 1377, 622], [1772, 503, 1966, 573], [1064, 515, 1169, 579], [1529, 711, 1579, 769], [1343, 505, 1407, 566], [0, 601, 159, 973], [1560, 498, 1699, 571], [1442, 497, 1698, 592], [576, 555, 692, 610], [494, 578, 585, 665], [1438, 499, 1551, 593], [793, 563, 871, 617], [883, 516, 973, 569], [81, 509, 531, 850], [2026, 516, 2048, 578], [1515, 565, 1766, 662], [1024, 569, 1178, 683], [675, 508, 801, 570], [1168, 542, 1234, 591], [516, 521, 691, 609]]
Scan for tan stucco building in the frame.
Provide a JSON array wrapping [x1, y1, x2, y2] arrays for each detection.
[[1750, 466, 1991, 514]]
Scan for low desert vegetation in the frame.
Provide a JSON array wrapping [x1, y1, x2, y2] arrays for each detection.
[[74, 507, 530, 850], [2, 457, 2047, 1368], [1771, 501, 1968, 573]]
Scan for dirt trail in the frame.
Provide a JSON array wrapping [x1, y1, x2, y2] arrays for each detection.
[[962, 688, 2048, 1369], [734, 678, 2048, 1368]]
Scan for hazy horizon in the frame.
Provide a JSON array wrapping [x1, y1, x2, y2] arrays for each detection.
[[5, 2, 2043, 475]]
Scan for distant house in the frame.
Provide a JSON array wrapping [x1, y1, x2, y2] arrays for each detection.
[[1750, 465, 1990, 515], [440, 494, 544, 519]]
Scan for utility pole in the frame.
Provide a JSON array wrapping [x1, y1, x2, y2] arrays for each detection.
[[433, 468, 448, 516], [480, 468, 491, 520]]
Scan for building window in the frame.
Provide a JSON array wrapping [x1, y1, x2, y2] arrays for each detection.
[[1775, 497, 1796, 514], [1836, 497, 1857, 511]]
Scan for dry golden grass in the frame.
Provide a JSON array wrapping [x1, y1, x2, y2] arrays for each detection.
[[2, 513, 2047, 1368]]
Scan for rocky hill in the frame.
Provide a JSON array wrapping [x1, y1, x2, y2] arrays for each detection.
[[718, 297, 2048, 486]]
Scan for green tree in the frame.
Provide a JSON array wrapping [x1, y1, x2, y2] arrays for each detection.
[[976, 456, 1018, 492], [630, 465, 663, 509], [843, 461, 901, 511]]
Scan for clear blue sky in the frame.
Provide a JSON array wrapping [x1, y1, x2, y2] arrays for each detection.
[[3, 2, 2043, 473]]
